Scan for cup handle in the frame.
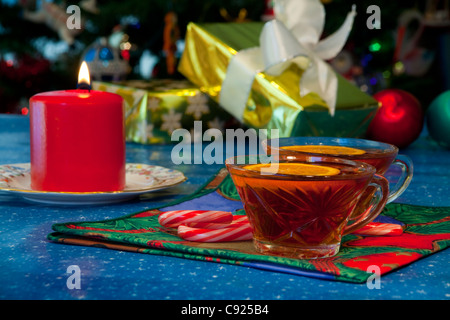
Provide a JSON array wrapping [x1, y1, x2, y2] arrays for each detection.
[[344, 174, 389, 235], [387, 154, 413, 203]]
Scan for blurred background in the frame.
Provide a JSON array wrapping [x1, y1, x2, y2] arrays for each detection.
[[0, 0, 449, 115]]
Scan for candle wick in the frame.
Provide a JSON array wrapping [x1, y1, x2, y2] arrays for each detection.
[[77, 82, 91, 91]]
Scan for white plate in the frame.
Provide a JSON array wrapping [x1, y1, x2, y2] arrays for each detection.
[[0, 163, 186, 205]]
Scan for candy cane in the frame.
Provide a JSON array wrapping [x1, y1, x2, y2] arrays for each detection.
[[178, 222, 253, 242], [158, 210, 233, 228], [353, 222, 403, 236], [159, 210, 253, 242], [186, 215, 249, 229]]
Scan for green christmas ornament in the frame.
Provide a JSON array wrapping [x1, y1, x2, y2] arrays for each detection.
[[426, 90, 450, 148]]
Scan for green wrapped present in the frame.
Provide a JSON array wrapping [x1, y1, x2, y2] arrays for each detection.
[[178, 17, 379, 138], [92, 79, 236, 144]]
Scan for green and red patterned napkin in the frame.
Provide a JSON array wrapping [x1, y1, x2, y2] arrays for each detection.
[[48, 169, 450, 283]]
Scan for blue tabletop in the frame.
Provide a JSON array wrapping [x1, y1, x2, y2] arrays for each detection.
[[0, 114, 449, 300]]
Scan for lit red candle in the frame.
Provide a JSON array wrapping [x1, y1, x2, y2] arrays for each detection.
[[29, 62, 126, 192]]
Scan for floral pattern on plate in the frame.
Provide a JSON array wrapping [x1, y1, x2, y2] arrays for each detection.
[[0, 163, 186, 205]]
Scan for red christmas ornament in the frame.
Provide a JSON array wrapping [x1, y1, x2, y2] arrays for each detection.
[[367, 89, 424, 148]]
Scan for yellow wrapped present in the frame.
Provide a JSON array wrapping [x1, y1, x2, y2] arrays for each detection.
[[178, 0, 379, 138], [92, 79, 236, 144]]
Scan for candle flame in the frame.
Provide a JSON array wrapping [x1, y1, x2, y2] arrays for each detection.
[[78, 61, 90, 86]]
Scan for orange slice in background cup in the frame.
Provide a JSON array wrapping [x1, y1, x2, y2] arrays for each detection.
[[280, 145, 366, 156], [244, 163, 340, 176]]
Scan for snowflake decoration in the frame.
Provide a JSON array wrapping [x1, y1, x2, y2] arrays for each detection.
[[186, 93, 209, 119], [203, 117, 225, 141], [148, 97, 160, 112], [136, 120, 154, 143], [161, 109, 182, 135], [207, 117, 225, 131]]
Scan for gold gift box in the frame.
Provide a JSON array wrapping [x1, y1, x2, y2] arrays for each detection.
[[92, 79, 235, 144], [178, 22, 379, 138]]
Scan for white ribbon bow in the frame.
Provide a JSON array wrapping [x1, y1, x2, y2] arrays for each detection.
[[219, 0, 357, 121]]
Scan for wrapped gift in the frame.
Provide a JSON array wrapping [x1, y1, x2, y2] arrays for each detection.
[[92, 79, 236, 144], [178, 0, 379, 138]]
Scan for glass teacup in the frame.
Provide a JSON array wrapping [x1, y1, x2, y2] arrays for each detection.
[[262, 137, 413, 203], [226, 155, 389, 259]]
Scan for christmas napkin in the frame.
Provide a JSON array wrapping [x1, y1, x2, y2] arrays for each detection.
[[48, 168, 450, 283]]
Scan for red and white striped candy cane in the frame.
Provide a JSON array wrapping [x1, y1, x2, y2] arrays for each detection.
[[158, 210, 233, 228], [353, 222, 403, 236], [186, 215, 248, 229], [178, 221, 253, 242]]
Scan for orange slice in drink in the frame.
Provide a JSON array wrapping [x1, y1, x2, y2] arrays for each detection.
[[280, 145, 366, 155], [244, 163, 340, 176]]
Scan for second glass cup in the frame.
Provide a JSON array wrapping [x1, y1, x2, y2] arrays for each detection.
[[262, 137, 413, 203]]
